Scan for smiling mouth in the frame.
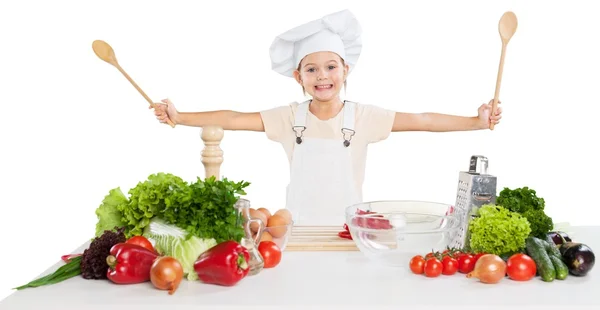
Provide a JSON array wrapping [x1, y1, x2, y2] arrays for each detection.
[[315, 85, 333, 90]]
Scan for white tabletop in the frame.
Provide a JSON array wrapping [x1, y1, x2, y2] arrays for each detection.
[[1, 226, 599, 310]]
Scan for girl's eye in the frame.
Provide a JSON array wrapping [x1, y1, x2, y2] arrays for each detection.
[[307, 68, 315, 73], [328, 65, 336, 70]]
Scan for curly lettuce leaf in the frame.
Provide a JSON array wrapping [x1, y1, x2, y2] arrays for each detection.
[[94, 187, 128, 237], [469, 204, 531, 256], [117, 173, 192, 238]]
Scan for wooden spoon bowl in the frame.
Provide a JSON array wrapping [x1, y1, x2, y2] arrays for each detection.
[[92, 40, 175, 128]]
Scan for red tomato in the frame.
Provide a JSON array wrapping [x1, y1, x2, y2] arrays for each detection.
[[424, 258, 443, 277], [409, 255, 426, 274], [506, 253, 537, 281], [457, 254, 475, 273], [473, 253, 487, 264], [425, 252, 436, 259], [452, 251, 463, 259], [258, 241, 282, 268], [442, 256, 458, 275], [126, 236, 155, 253]]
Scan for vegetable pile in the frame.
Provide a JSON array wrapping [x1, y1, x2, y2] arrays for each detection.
[[409, 186, 595, 284], [15, 171, 290, 293]]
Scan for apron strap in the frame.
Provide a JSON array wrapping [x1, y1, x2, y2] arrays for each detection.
[[341, 100, 356, 147], [293, 100, 310, 144]]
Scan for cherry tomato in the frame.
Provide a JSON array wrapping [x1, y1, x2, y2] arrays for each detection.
[[442, 256, 458, 275], [506, 253, 537, 281], [473, 252, 487, 264], [424, 258, 443, 277], [425, 252, 436, 259], [409, 255, 426, 274], [126, 236, 155, 253], [258, 241, 282, 268], [457, 253, 475, 274], [452, 251, 463, 259]]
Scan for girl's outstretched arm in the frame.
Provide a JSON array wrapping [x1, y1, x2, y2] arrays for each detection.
[[392, 99, 502, 132], [153, 99, 265, 131]]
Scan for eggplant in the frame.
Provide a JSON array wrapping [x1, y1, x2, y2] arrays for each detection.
[[559, 241, 595, 276], [547, 231, 571, 245]]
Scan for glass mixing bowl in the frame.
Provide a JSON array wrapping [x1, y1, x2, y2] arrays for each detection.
[[345, 200, 463, 268]]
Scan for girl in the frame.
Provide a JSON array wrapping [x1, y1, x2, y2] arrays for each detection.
[[153, 10, 502, 225]]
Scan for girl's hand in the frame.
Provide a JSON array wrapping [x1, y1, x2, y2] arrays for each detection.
[[478, 99, 502, 129], [152, 98, 179, 125]]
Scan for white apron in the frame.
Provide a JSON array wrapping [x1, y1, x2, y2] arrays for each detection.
[[285, 100, 362, 226]]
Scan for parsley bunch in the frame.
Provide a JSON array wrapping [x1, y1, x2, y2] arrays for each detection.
[[496, 187, 554, 239], [162, 176, 250, 243]]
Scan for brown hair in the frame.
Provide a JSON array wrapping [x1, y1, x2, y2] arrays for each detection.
[[297, 57, 348, 96]]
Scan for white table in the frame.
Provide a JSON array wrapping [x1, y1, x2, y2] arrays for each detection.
[[1, 226, 598, 310]]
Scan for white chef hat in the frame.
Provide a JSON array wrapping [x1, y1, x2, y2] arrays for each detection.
[[269, 9, 363, 77]]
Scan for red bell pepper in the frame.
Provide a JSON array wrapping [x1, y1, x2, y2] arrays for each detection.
[[193, 240, 250, 286], [352, 210, 392, 229], [106, 243, 158, 284], [338, 224, 353, 240]]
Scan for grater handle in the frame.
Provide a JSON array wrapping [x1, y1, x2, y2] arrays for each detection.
[[469, 155, 489, 174]]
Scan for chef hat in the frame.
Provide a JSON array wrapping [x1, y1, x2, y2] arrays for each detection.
[[269, 9, 363, 77]]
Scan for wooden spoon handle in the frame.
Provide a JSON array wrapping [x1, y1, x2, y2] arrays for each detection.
[[114, 64, 176, 128], [490, 43, 507, 130]]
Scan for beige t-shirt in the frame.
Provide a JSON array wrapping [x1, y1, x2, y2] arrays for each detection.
[[259, 101, 396, 194]]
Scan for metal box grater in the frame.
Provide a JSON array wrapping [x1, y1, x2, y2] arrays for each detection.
[[450, 155, 497, 250]]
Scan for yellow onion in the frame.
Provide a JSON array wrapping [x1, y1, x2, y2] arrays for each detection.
[[150, 256, 184, 295], [466, 254, 507, 284]]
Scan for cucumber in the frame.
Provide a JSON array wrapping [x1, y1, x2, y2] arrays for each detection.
[[545, 235, 563, 258], [549, 255, 569, 280], [526, 237, 555, 282]]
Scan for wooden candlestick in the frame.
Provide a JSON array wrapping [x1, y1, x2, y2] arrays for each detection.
[[201, 126, 224, 180]]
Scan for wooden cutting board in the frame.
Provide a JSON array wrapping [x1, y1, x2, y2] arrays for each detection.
[[284, 225, 359, 251]]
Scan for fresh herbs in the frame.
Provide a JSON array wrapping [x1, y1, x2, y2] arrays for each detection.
[[496, 187, 553, 239], [162, 176, 249, 243], [95, 173, 250, 243]]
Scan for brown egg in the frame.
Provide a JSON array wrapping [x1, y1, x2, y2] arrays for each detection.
[[257, 208, 272, 220], [274, 209, 292, 224], [267, 214, 288, 238], [259, 231, 273, 243], [248, 208, 267, 233]]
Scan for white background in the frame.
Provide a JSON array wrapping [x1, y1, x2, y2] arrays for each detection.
[[1, 0, 598, 302]]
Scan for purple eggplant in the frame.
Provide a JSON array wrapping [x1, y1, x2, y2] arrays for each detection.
[[547, 231, 572, 245], [559, 241, 595, 276]]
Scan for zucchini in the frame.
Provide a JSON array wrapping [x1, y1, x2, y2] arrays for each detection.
[[526, 237, 555, 282], [549, 255, 569, 280]]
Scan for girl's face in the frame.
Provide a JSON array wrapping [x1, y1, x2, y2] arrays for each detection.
[[293, 51, 349, 102]]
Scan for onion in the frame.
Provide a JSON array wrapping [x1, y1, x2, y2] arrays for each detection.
[[466, 254, 507, 284], [150, 256, 184, 295]]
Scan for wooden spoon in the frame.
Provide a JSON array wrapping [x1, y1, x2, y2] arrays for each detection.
[[490, 11, 518, 130], [92, 40, 175, 128]]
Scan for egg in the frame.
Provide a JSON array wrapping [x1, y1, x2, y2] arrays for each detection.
[[257, 208, 272, 220], [259, 231, 273, 243], [274, 209, 292, 224], [248, 208, 267, 233], [267, 214, 288, 238]]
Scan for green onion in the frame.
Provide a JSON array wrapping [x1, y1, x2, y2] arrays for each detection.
[[14, 256, 82, 290]]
